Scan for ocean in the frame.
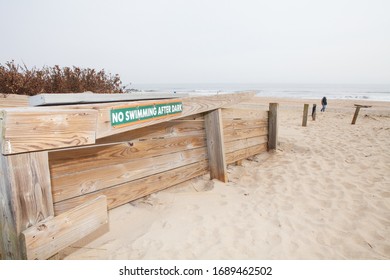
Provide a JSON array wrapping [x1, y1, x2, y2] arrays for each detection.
[[130, 83, 390, 102]]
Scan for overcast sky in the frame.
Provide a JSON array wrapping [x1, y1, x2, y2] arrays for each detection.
[[1, 0, 389, 85]]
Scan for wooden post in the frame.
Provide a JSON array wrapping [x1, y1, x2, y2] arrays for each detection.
[[268, 103, 279, 150], [0, 152, 54, 259], [351, 104, 372, 125], [302, 104, 309, 127], [351, 106, 360, 124], [312, 104, 317, 121], [204, 109, 228, 182]]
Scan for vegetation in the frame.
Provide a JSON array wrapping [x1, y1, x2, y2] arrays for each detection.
[[0, 60, 124, 95]]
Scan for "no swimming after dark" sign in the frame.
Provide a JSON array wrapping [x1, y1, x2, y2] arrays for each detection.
[[110, 99, 183, 128]]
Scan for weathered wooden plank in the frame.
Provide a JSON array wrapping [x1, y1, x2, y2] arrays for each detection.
[[226, 143, 268, 165], [49, 134, 206, 177], [0, 152, 53, 259], [302, 104, 309, 127], [0, 153, 20, 259], [224, 136, 268, 154], [221, 108, 268, 120], [205, 109, 227, 182], [223, 126, 268, 142], [0, 94, 29, 108], [95, 92, 255, 139], [268, 103, 279, 150], [21, 195, 108, 260], [222, 118, 268, 131], [29, 92, 189, 106], [0, 108, 98, 154], [52, 147, 208, 202], [54, 160, 209, 215], [96, 119, 205, 145]]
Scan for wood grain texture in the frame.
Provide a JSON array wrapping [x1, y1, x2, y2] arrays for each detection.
[[0, 94, 29, 108], [95, 92, 255, 139], [51, 147, 208, 202], [96, 119, 205, 145], [21, 195, 108, 260], [53, 161, 209, 215], [205, 109, 227, 182], [268, 103, 279, 150], [226, 143, 268, 164], [221, 108, 268, 120], [0, 152, 53, 259], [224, 136, 268, 154], [1, 108, 97, 154], [223, 126, 268, 142], [222, 118, 268, 131], [302, 104, 309, 127], [49, 134, 206, 177]]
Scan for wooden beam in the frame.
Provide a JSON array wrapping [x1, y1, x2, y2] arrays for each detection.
[[94, 92, 255, 139], [96, 119, 205, 145], [226, 143, 268, 165], [204, 109, 228, 182], [302, 104, 309, 127], [223, 126, 268, 142], [224, 136, 268, 154], [268, 103, 279, 150], [49, 134, 206, 177], [21, 195, 108, 260], [0, 94, 29, 108], [0, 152, 53, 259], [29, 93, 189, 106], [51, 147, 208, 203], [54, 161, 209, 215], [0, 108, 97, 155], [221, 108, 269, 120]]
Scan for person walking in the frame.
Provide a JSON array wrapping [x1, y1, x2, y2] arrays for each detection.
[[321, 96, 327, 112]]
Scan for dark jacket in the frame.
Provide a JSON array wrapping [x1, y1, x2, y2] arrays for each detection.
[[321, 97, 327, 106]]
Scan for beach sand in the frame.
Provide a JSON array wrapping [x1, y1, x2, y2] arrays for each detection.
[[60, 97, 390, 260]]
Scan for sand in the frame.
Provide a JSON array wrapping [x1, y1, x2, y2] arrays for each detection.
[[60, 97, 390, 260]]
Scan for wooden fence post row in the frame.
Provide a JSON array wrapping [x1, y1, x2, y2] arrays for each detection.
[[0, 93, 277, 259]]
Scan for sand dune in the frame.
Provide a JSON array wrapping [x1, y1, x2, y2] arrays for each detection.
[[61, 97, 390, 260]]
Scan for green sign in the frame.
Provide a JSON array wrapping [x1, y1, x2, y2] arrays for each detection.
[[110, 99, 183, 128]]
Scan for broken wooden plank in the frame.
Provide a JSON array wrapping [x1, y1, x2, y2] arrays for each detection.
[[0, 108, 98, 155], [351, 104, 372, 124], [21, 195, 108, 260]]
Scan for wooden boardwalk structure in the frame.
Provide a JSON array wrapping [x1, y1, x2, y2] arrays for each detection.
[[0, 92, 278, 259]]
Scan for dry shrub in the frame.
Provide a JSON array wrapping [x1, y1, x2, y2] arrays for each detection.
[[0, 60, 124, 95]]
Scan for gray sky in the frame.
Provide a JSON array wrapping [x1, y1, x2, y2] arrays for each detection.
[[1, 0, 389, 85]]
